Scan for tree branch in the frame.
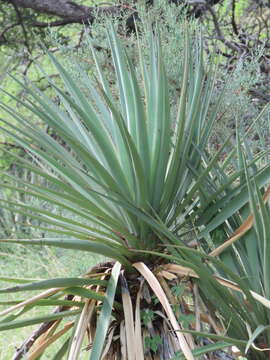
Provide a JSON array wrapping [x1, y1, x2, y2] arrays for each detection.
[[231, 0, 238, 35], [4, 0, 90, 18], [9, 0, 31, 53], [205, 3, 243, 53], [0, 22, 20, 43], [28, 5, 123, 28], [3, 0, 124, 28]]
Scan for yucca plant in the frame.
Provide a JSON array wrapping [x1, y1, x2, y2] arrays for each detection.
[[1, 23, 270, 359]]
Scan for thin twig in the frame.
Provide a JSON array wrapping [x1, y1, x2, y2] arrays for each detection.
[[9, 0, 31, 54], [0, 22, 20, 41]]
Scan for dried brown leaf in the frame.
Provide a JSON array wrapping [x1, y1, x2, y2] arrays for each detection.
[[133, 262, 194, 360]]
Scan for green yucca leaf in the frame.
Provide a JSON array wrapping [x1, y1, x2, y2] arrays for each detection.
[[0, 309, 81, 331], [0, 238, 131, 267], [244, 160, 270, 301], [1, 307, 36, 324], [160, 30, 189, 210], [0, 120, 123, 221], [179, 329, 247, 347], [0, 200, 128, 252], [1, 92, 140, 240], [0, 185, 126, 246], [0, 276, 42, 284], [168, 136, 231, 229], [89, 261, 121, 360], [0, 299, 84, 307], [62, 287, 105, 302], [45, 54, 132, 195], [107, 27, 149, 196], [0, 278, 107, 294], [97, 81, 148, 211], [1, 165, 139, 248], [255, 185, 270, 300], [198, 163, 270, 236], [178, 341, 233, 359]]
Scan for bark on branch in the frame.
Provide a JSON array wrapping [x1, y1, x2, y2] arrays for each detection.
[[6, 0, 91, 18], [4, 0, 124, 27]]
